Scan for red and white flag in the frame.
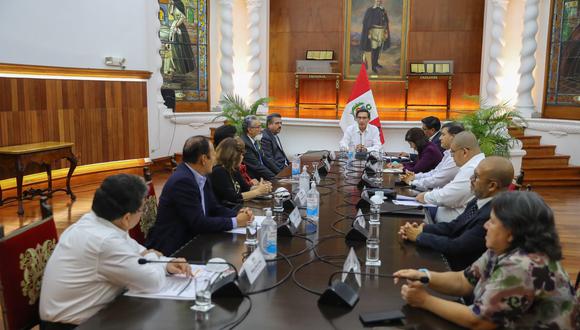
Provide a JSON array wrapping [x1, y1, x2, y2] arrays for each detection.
[[339, 65, 384, 143]]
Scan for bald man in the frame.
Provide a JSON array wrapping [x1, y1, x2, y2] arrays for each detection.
[[416, 131, 485, 223], [399, 156, 514, 271]]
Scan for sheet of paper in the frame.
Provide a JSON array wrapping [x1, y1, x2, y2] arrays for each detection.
[[392, 200, 437, 208], [395, 195, 416, 201], [124, 265, 217, 300], [226, 216, 266, 234], [383, 168, 403, 174]]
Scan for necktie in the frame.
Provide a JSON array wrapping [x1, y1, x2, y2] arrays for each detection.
[[462, 199, 479, 220], [254, 140, 264, 164]]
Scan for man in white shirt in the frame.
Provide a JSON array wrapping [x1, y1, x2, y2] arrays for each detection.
[[416, 131, 485, 223], [339, 108, 382, 152], [40, 174, 192, 326], [401, 122, 464, 190]]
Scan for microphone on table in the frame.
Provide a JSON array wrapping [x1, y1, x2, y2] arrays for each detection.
[[318, 270, 429, 309], [137, 258, 243, 298]]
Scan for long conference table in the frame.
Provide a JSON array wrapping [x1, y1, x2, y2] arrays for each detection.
[[79, 151, 463, 329]]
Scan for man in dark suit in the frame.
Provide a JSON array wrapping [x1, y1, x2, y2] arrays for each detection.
[[240, 115, 280, 180], [421, 116, 443, 153], [146, 136, 254, 256], [398, 156, 514, 271], [261, 113, 289, 172]]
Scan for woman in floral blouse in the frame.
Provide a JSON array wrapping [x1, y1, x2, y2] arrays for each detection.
[[394, 191, 578, 329]]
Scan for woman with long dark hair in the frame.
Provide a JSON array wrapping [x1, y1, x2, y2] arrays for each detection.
[[210, 137, 271, 207], [390, 127, 442, 173], [394, 191, 578, 329]]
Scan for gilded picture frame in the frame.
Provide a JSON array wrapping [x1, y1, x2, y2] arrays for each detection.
[[344, 0, 409, 80]]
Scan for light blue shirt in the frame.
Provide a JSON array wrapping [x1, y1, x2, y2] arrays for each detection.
[[185, 163, 237, 228]]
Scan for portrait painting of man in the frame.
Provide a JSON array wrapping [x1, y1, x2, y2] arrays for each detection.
[[345, 0, 409, 80]]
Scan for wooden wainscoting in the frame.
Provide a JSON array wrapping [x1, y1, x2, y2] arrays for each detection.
[[0, 64, 150, 180], [269, 0, 485, 116]]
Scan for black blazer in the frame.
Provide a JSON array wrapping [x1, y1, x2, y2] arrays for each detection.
[[209, 165, 251, 207], [240, 134, 279, 180], [416, 198, 491, 271], [146, 163, 237, 256], [430, 130, 444, 154], [260, 129, 289, 172]]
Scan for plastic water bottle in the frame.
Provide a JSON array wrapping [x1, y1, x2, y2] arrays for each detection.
[[306, 182, 320, 232], [259, 209, 277, 260], [299, 165, 310, 192], [369, 190, 384, 224], [291, 155, 301, 180], [348, 144, 355, 162]]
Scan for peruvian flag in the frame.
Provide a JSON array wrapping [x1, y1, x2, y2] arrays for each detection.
[[339, 65, 384, 143]]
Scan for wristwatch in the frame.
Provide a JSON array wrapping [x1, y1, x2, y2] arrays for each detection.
[[418, 268, 431, 284]]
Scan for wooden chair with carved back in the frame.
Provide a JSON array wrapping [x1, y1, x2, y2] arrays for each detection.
[[0, 200, 58, 330], [128, 167, 158, 245]]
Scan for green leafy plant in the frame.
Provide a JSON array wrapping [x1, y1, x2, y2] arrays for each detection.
[[458, 100, 527, 157], [213, 93, 270, 134]]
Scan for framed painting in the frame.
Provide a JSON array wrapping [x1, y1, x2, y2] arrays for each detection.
[[344, 0, 410, 80], [158, 0, 208, 111], [546, 0, 579, 106]]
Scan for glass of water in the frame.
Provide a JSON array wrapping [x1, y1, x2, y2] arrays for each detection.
[[365, 239, 381, 266], [245, 220, 258, 245], [191, 277, 213, 312], [273, 194, 284, 213]]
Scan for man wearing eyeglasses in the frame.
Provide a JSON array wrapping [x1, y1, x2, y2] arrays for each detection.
[[339, 108, 382, 153], [398, 156, 514, 271], [415, 131, 485, 223], [240, 115, 280, 180]]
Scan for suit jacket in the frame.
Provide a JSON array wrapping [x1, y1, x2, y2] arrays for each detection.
[[241, 134, 279, 180], [430, 130, 444, 154], [261, 129, 289, 172], [416, 198, 491, 271], [403, 141, 443, 173], [146, 163, 237, 256]]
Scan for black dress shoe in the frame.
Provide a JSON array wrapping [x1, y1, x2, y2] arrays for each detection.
[[372, 67, 379, 73], [375, 64, 384, 69]]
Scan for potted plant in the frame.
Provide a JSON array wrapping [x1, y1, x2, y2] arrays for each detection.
[[213, 93, 271, 134], [458, 100, 527, 157]]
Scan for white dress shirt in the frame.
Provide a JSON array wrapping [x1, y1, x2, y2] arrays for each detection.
[[339, 123, 382, 152], [40, 212, 168, 324], [424, 153, 485, 223], [412, 150, 459, 190]]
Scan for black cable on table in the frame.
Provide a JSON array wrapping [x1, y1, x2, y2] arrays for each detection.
[[220, 294, 252, 330], [245, 252, 294, 295]]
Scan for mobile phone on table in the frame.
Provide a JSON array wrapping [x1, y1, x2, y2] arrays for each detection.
[[359, 310, 405, 326]]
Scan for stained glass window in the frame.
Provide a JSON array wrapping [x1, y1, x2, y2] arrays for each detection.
[[159, 0, 208, 109], [546, 0, 580, 105]]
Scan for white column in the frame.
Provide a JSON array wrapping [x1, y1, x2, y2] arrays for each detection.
[[219, 0, 235, 97], [485, 0, 509, 106], [515, 0, 540, 118], [151, 1, 168, 113], [246, 0, 263, 103]]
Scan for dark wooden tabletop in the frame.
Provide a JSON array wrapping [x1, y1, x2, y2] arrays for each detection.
[[78, 152, 463, 329]]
